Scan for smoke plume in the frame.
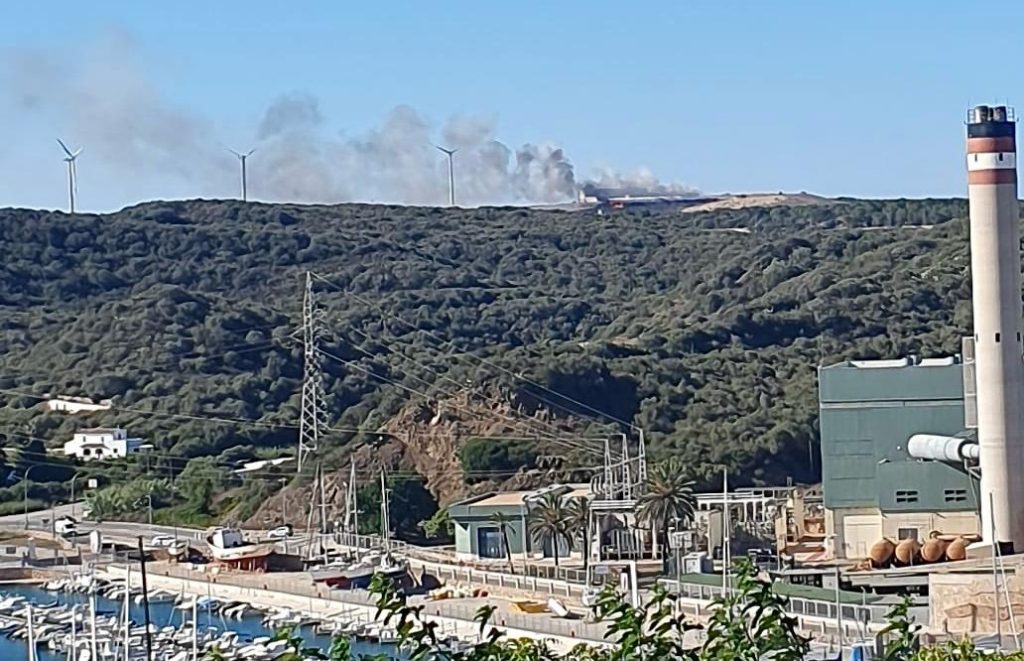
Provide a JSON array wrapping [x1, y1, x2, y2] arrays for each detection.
[[3, 31, 697, 206]]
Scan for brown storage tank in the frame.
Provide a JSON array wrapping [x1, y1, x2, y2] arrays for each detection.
[[869, 538, 896, 568], [921, 537, 947, 563], [894, 537, 921, 565], [946, 537, 968, 562]]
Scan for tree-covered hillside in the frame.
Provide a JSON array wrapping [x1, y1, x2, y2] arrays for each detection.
[[0, 198, 977, 520]]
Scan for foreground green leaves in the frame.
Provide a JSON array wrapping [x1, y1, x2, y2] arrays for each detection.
[[251, 558, 1024, 660]]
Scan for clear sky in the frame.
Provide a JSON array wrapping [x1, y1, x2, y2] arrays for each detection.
[[2, 1, 1024, 211]]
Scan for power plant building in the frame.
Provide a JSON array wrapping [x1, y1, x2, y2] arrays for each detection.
[[820, 357, 980, 560]]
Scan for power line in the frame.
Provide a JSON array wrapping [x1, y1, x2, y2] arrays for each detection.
[[327, 314, 607, 450], [310, 271, 639, 431]]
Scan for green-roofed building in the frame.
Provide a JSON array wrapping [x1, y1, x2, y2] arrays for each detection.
[[819, 355, 980, 560]]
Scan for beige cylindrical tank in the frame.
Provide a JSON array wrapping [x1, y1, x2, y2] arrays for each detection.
[[869, 538, 895, 568], [921, 537, 947, 563], [946, 537, 968, 562], [894, 538, 921, 565]]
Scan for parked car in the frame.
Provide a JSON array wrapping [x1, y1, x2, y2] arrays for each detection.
[[267, 525, 292, 540], [150, 534, 176, 548]]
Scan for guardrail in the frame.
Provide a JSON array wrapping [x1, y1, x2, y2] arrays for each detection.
[[100, 561, 611, 646], [415, 560, 585, 600], [660, 578, 890, 626]]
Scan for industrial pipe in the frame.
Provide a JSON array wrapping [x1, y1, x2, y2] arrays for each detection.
[[907, 434, 979, 463]]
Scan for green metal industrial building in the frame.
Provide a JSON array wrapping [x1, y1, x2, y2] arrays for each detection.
[[447, 484, 587, 562], [819, 355, 980, 559]]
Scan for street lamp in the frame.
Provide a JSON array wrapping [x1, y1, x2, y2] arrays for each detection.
[[22, 465, 40, 530]]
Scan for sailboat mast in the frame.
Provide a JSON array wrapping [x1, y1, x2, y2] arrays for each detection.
[[319, 463, 328, 563], [89, 586, 99, 661], [122, 565, 131, 661], [350, 462, 359, 535], [381, 470, 390, 552], [69, 604, 77, 661], [721, 468, 730, 597], [26, 603, 35, 661]]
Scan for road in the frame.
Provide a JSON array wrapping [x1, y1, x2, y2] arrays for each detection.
[[0, 502, 324, 553]]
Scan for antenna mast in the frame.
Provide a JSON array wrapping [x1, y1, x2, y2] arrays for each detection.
[[298, 272, 328, 472]]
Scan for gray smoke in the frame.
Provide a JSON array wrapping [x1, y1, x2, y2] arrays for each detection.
[[4, 30, 233, 193], [3, 31, 696, 206], [582, 168, 701, 198]]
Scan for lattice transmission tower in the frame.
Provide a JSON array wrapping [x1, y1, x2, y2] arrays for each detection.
[[298, 271, 329, 473]]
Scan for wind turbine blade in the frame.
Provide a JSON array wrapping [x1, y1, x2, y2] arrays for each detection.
[[226, 146, 242, 158], [71, 148, 83, 158], [57, 138, 74, 158], [246, 148, 256, 157]]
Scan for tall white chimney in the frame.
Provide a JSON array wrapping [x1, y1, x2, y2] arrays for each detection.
[[967, 104, 1024, 552]]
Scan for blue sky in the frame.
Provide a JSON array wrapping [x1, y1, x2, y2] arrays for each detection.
[[2, 1, 1023, 211]]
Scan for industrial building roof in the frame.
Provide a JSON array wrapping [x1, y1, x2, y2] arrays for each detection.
[[819, 355, 964, 403], [448, 483, 593, 518]]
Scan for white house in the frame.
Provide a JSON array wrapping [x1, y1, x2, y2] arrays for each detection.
[[63, 428, 146, 461], [46, 396, 112, 414]]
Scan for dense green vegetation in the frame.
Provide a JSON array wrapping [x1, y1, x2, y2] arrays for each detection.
[[0, 197, 979, 520]]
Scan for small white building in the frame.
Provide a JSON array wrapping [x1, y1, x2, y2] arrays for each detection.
[[46, 396, 112, 414], [63, 428, 146, 461]]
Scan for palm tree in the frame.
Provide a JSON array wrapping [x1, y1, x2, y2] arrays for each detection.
[[527, 491, 570, 567], [489, 511, 516, 574], [636, 458, 695, 562], [565, 496, 591, 571]]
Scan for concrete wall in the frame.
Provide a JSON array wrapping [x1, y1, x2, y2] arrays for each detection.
[[827, 506, 880, 559], [454, 521, 473, 560], [881, 511, 980, 542], [929, 571, 1024, 635]]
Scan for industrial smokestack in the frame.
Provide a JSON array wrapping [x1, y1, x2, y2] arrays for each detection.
[[966, 104, 1024, 553]]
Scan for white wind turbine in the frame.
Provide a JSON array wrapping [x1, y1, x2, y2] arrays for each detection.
[[227, 147, 256, 202], [57, 139, 82, 213], [434, 145, 458, 206]]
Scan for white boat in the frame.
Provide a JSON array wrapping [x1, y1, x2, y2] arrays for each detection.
[[204, 528, 274, 565]]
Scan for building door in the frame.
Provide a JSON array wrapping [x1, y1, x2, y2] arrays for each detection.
[[477, 527, 504, 559], [843, 514, 882, 559]]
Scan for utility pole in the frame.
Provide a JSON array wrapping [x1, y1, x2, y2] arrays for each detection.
[[298, 272, 328, 473], [137, 537, 154, 661], [834, 564, 843, 650]]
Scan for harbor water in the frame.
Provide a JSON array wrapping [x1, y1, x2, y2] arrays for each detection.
[[0, 584, 402, 660]]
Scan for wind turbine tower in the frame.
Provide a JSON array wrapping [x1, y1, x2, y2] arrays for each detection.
[[228, 148, 256, 202], [435, 145, 458, 206], [57, 139, 82, 214]]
